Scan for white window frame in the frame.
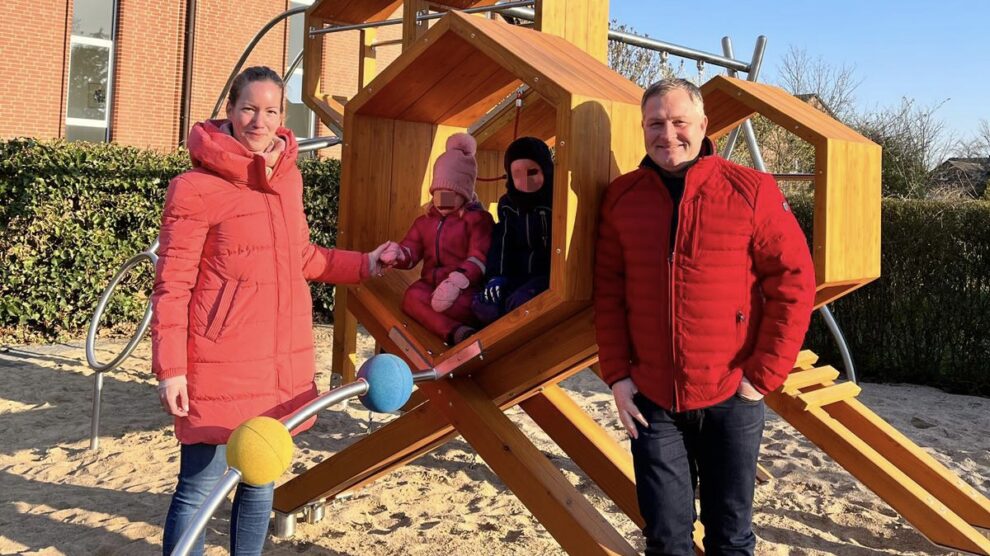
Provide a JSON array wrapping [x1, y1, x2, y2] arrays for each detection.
[[66, 6, 116, 139]]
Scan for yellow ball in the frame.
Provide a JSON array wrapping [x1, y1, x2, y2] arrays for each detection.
[[226, 416, 294, 486]]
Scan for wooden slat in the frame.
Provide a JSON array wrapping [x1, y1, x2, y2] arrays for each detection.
[[535, 0, 609, 63], [475, 93, 558, 152], [781, 365, 841, 394], [426, 377, 637, 555], [339, 114, 394, 252], [796, 381, 862, 410], [793, 350, 819, 370], [765, 392, 990, 555]]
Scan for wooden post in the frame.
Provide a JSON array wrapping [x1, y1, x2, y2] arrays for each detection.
[[402, 0, 431, 50], [330, 288, 358, 383], [359, 28, 377, 87], [535, 0, 609, 63]]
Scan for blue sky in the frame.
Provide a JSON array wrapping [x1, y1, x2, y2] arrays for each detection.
[[609, 0, 989, 141]]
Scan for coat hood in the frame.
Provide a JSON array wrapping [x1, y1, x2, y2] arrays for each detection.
[[186, 119, 299, 191]]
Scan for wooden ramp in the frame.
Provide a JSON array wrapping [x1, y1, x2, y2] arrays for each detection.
[[768, 351, 990, 554]]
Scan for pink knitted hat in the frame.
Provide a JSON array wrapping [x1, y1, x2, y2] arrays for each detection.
[[430, 133, 478, 203]]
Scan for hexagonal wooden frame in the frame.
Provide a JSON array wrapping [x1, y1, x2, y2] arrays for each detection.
[[701, 76, 882, 308]]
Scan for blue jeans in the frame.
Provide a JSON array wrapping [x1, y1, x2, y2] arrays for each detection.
[[162, 443, 274, 556], [631, 393, 765, 556]]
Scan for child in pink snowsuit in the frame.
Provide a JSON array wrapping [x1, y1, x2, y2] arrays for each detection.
[[381, 133, 494, 345]]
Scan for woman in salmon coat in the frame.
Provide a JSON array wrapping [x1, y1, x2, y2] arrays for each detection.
[[152, 66, 390, 555]]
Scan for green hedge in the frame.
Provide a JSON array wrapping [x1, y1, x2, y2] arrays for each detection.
[[788, 194, 990, 396], [0, 139, 340, 342]]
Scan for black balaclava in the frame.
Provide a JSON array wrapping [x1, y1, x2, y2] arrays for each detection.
[[504, 136, 554, 210]]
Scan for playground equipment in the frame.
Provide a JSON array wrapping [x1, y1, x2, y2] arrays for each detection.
[[170, 353, 415, 556], [81, 1, 989, 553], [269, 2, 990, 555]]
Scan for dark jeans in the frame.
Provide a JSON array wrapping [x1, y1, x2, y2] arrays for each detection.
[[472, 275, 549, 324], [162, 443, 274, 556], [630, 393, 765, 556]]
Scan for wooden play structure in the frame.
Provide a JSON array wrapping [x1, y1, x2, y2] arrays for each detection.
[[275, 2, 990, 554]]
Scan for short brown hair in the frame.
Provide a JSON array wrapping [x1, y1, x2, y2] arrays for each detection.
[[641, 78, 705, 115], [228, 66, 284, 109]]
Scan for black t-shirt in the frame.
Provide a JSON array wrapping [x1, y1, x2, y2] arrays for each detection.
[[641, 155, 699, 252]]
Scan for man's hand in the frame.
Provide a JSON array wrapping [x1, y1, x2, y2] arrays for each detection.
[[736, 375, 764, 402], [611, 377, 648, 439], [158, 375, 189, 417]]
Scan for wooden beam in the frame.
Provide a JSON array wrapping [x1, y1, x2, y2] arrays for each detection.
[[402, 0, 430, 51], [331, 288, 359, 383], [359, 28, 377, 87], [520, 384, 642, 526], [781, 365, 840, 394], [765, 391, 990, 554], [426, 377, 637, 555]]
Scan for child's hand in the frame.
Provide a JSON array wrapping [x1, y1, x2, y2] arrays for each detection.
[[378, 242, 405, 268], [431, 271, 469, 312], [367, 241, 393, 277], [481, 276, 507, 305]]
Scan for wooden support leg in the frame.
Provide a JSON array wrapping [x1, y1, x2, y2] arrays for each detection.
[[331, 288, 358, 383], [426, 377, 637, 556]]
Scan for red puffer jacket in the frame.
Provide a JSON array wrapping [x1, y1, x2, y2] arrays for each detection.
[[151, 120, 368, 444], [394, 204, 494, 287], [594, 148, 816, 412]]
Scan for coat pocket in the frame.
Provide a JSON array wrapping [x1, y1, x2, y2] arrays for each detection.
[[204, 280, 238, 341]]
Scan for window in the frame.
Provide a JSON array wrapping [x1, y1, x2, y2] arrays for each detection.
[[66, 0, 117, 142], [285, 0, 316, 142]]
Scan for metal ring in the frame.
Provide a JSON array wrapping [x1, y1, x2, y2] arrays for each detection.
[[86, 250, 158, 372]]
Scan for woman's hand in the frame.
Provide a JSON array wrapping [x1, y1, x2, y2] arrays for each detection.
[[158, 376, 189, 417], [377, 242, 405, 269], [611, 377, 648, 439], [367, 241, 396, 276]]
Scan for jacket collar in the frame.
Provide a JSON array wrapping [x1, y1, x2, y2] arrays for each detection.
[[186, 119, 298, 192], [640, 137, 719, 202]]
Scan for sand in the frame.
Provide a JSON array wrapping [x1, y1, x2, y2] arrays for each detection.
[[1, 326, 987, 555]]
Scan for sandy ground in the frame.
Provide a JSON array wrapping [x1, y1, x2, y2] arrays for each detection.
[[1, 325, 988, 555]]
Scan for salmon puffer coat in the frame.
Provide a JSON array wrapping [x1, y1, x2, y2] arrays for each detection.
[[151, 120, 368, 444]]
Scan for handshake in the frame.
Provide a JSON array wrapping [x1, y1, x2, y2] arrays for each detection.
[[367, 241, 402, 277]]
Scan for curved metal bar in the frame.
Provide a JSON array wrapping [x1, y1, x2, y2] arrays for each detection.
[[170, 468, 243, 556], [819, 305, 857, 383], [283, 49, 304, 84], [171, 380, 370, 554], [86, 241, 158, 451], [86, 250, 158, 372], [210, 6, 308, 120], [283, 379, 368, 431]]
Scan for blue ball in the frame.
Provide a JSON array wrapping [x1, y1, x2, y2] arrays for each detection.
[[357, 354, 414, 413]]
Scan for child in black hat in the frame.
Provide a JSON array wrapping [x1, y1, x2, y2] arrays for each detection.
[[472, 136, 554, 325]]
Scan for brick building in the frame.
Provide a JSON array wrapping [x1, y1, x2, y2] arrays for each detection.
[[0, 0, 401, 153]]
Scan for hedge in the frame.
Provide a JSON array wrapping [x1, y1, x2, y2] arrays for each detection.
[[0, 138, 340, 342], [2, 139, 988, 395], [788, 194, 990, 396]]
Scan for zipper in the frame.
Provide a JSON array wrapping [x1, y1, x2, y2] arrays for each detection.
[[263, 194, 281, 400], [526, 212, 533, 273], [668, 253, 679, 413], [434, 215, 447, 284]]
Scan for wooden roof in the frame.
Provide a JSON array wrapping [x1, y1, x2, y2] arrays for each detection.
[[310, 0, 402, 24], [702, 76, 871, 145], [349, 11, 642, 125]]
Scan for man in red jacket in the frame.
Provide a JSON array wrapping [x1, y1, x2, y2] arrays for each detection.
[[594, 78, 816, 555]]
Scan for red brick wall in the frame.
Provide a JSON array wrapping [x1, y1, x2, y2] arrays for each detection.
[[110, 0, 185, 150], [0, 0, 70, 139], [0, 0, 404, 155]]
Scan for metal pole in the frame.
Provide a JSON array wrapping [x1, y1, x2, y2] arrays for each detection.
[[89, 372, 103, 451], [308, 0, 536, 37], [738, 36, 768, 171], [283, 380, 368, 430], [819, 305, 858, 383], [170, 469, 243, 556], [210, 6, 308, 119], [282, 49, 304, 83], [497, 6, 751, 73], [720, 37, 743, 159]]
